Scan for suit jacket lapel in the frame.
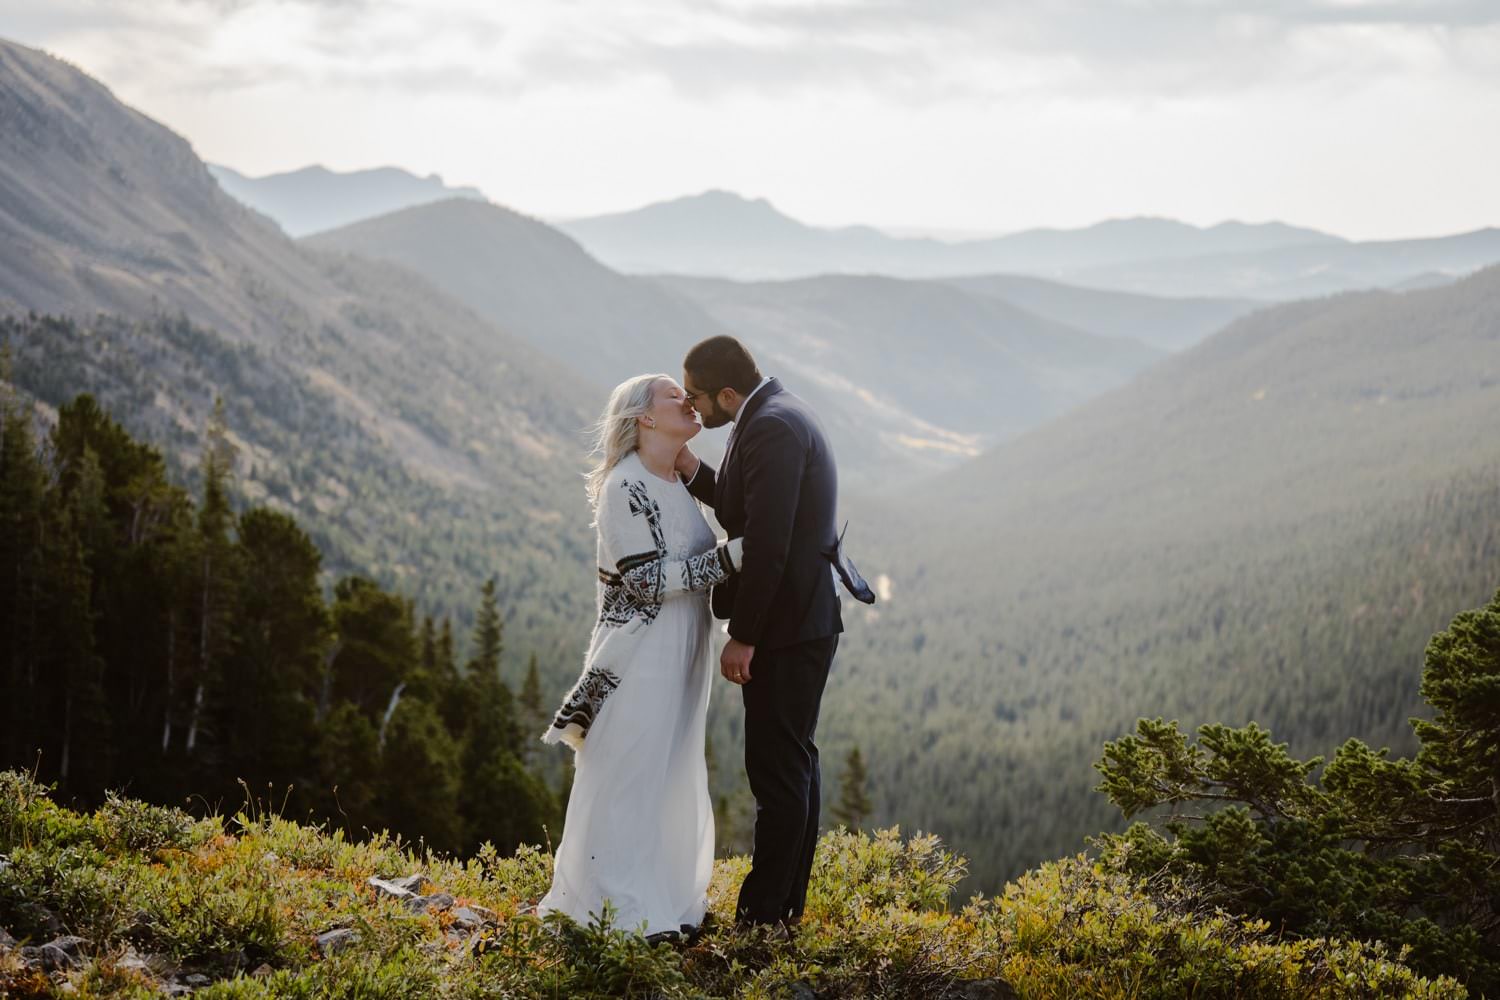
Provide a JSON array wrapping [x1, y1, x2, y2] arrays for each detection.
[[717, 378, 781, 507]]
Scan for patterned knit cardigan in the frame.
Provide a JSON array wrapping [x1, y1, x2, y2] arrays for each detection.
[[543, 454, 740, 752]]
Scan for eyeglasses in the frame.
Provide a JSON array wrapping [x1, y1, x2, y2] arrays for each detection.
[[683, 387, 721, 404]]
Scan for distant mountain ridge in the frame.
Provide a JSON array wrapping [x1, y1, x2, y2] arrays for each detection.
[[1071, 227, 1500, 299], [553, 191, 1500, 299], [209, 163, 487, 237], [554, 189, 1344, 281]]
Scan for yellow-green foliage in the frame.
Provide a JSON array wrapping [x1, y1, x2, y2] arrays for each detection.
[[0, 772, 1465, 999], [987, 853, 1466, 1000]]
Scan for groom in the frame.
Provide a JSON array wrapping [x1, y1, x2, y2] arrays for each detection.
[[676, 335, 853, 930]]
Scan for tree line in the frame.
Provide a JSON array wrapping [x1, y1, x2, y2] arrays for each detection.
[[0, 371, 558, 856]]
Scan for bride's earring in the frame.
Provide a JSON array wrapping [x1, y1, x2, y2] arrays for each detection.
[[645, 418, 656, 428]]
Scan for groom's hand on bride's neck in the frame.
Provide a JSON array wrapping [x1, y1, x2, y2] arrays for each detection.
[[674, 445, 700, 480]]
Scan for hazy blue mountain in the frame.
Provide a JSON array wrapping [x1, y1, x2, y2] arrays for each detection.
[[1072, 228, 1500, 299], [209, 163, 487, 237], [964, 216, 1345, 271], [658, 274, 1163, 485], [941, 274, 1262, 351], [818, 264, 1500, 887], [0, 36, 596, 664], [556, 189, 937, 279], [557, 190, 1343, 281]]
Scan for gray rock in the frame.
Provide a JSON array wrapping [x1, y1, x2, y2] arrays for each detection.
[[164, 984, 194, 997], [407, 891, 455, 914], [785, 985, 816, 1000], [33, 934, 89, 970], [316, 927, 360, 956], [388, 873, 432, 894], [116, 948, 149, 972], [449, 905, 494, 931], [183, 973, 211, 986], [0, 926, 16, 951], [366, 876, 418, 902], [144, 952, 178, 977]]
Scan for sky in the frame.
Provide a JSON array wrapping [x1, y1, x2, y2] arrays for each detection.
[[4, 0, 1499, 240]]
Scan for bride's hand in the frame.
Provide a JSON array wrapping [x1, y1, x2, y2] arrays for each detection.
[[674, 443, 700, 480]]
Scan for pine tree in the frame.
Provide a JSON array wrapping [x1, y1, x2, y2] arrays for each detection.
[[832, 744, 874, 830], [329, 576, 417, 721], [471, 576, 503, 681], [185, 396, 240, 761], [454, 576, 553, 852], [378, 696, 464, 855], [312, 701, 381, 836], [221, 507, 329, 803], [518, 653, 545, 754], [462, 744, 557, 854], [432, 616, 465, 738], [0, 350, 48, 771], [1094, 587, 1500, 992], [46, 448, 110, 795]]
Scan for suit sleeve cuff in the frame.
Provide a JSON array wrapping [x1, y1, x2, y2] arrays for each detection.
[[727, 620, 760, 647]]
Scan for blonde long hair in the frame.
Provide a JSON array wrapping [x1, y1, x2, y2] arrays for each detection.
[[584, 373, 671, 510]]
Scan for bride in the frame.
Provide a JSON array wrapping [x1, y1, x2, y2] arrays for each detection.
[[539, 373, 742, 936]]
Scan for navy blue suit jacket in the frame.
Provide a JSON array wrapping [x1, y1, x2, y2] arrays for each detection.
[[685, 379, 844, 650]]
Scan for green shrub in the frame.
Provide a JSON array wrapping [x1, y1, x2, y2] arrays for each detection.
[[99, 792, 212, 857], [0, 770, 1461, 999], [1093, 589, 1500, 993], [990, 853, 1466, 1000]]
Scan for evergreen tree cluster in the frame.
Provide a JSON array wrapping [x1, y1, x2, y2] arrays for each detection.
[[0, 376, 558, 857], [1094, 588, 1500, 993]]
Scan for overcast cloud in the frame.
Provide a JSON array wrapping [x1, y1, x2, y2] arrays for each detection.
[[2, 0, 1496, 238]]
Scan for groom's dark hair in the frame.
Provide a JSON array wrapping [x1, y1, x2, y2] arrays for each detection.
[[684, 335, 761, 396]]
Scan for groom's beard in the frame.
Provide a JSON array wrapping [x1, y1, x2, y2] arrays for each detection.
[[700, 397, 733, 430]]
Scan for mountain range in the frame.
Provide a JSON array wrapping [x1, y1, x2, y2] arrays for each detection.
[[306, 200, 1162, 489], [554, 190, 1340, 280], [553, 190, 1500, 299], [207, 163, 487, 238]]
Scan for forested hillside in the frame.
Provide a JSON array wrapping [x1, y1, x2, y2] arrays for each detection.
[[0, 38, 597, 668], [0, 379, 560, 853], [809, 268, 1500, 887]]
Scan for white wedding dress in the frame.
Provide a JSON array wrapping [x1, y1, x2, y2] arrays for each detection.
[[539, 462, 717, 935]]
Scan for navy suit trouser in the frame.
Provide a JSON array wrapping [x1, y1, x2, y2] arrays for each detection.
[[735, 634, 838, 925]]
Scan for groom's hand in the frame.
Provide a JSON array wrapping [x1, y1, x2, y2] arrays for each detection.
[[674, 444, 700, 481], [721, 639, 755, 685]]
